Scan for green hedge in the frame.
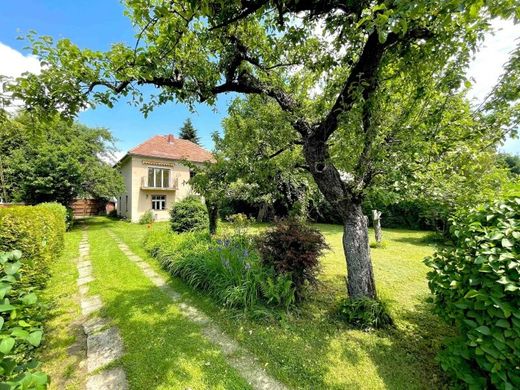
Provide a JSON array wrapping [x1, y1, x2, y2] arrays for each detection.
[[425, 198, 519, 388], [0, 203, 67, 287]]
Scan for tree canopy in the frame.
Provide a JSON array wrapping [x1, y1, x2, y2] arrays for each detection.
[[0, 113, 125, 205], [6, 0, 519, 299]]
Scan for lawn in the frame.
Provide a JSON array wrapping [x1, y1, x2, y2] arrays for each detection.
[[105, 218, 452, 389]]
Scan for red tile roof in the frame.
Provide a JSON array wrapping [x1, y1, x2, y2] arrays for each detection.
[[128, 134, 214, 163]]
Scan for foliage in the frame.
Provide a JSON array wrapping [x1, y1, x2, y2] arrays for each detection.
[[256, 219, 328, 301], [226, 213, 253, 235], [138, 210, 154, 225], [425, 198, 520, 389], [144, 229, 295, 310], [0, 250, 48, 389], [0, 112, 124, 205], [337, 297, 393, 330], [9, 0, 519, 300], [498, 153, 520, 176], [0, 203, 67, 287], [178, 119, 200, 144], [65, 207, 74, 231], [170, 196, 207, 233]]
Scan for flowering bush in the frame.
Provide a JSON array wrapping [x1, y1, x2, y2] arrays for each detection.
[[144, 229, 296, 310]]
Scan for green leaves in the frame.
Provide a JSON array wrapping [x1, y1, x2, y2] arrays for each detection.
[[0, 339, 15, 355], [0, 250, 47, 386], [425, 198, 520, 388]]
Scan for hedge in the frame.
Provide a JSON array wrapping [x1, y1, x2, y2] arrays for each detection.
[[425, 198, 519, 388], [0, 203, 67, 287]]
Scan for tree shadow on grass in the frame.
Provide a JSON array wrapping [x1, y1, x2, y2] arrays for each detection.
[[99, 285, 249, 390], [334, 299, 453, 389]]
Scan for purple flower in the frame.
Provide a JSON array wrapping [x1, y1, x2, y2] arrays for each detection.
[[243, 249, 249, 258]]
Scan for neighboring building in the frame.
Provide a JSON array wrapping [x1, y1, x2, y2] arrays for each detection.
[[116, 134, 213, 222]]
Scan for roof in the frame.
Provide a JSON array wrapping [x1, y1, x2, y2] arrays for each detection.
[[127, 134, 214, 163]]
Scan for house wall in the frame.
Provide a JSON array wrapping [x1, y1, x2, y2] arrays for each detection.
[[128, 156, 196, 222], [118, 158, 133, 219]]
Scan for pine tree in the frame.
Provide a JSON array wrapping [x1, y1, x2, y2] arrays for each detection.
[[178, 119, 200, 144]]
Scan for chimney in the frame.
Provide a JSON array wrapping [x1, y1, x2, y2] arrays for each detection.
[[167, 134, 174, 144]]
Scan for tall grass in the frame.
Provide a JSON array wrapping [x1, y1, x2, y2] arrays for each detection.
[[144, 230, 295, 310]]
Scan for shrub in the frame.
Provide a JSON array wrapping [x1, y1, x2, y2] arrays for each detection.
[[0, 249, 48, 389], [139, 210, 155, 225], [425, 198, 520, 389], [170, 196, 207, 233], [226, 213, 253, 235], [65, 207, 74, 230], [108, 209, 118, 218], [256, 219, 328, 301], [144, 228, 296, 310], [337, 297, 393, 329], [0, 203, 67, 287]]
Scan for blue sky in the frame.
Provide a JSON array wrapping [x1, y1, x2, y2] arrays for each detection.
[[0, 0, 234, 155], [0, 1, 519, 156]]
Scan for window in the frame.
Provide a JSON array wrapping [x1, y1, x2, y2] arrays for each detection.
[[125, 195, 128, 212], [147, 168, 170, 188], [151, 195, 166, 210]]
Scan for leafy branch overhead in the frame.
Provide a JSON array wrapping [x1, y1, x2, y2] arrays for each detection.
[[6, 0, 519, 300]]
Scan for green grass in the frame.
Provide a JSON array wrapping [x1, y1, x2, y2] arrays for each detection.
[[105, 218, 452, 389], [39, 225, 84, 390], [85, 219, 251, 390]]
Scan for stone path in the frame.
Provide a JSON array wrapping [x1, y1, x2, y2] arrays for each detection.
[[77, 230, 127, 390], [106, 230, 288, 390]]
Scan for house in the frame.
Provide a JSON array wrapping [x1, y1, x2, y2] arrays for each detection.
[[116, 134, 213, 222]]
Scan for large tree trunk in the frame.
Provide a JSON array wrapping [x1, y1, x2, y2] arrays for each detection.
[[372, 209, 382, 244], [344, 203, 377, 298], [303, 136, 377, 299]]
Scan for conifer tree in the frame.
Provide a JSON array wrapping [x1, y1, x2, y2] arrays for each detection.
[[178, 119, 200, 144]]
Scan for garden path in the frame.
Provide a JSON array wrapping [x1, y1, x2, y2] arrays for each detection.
[[77, 229, 127, 389], [104, 229, 287, 390]]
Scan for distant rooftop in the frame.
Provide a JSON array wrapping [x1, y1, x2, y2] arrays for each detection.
[[126, 134, 213, 163]]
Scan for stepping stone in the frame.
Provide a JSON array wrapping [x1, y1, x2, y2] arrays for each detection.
[[149, 275, 166, 287], [202, 327, 239, 355], [178, 303, 209, 325], [79, 285, 90, 296], [78, 276, 95, 286], [78, 267, 92, 279], [81, 295, 103, 316], [159, 286, 181, 301], [87, 327, 124, 372], [86, 367, 127, 390], [77, 260, 91, 268], [83, 317, 110, 335]]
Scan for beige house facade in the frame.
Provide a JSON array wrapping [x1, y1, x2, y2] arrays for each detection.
[[117, 134, 213, 222]]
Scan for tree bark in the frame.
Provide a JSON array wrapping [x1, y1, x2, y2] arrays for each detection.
[[303, 137, 377, 299], [343, 202, 377, 298], [207, 201, 219, 235], [372, 209, 382, 244]]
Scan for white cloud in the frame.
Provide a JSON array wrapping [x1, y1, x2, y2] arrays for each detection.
[[0, 42, 41, 112], [0, 42, 41, 78], [467, 18, 520, 104]]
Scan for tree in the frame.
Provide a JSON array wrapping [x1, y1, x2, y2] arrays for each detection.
[[178, 118, 200, 144], [0, 113, 124, 205], [8, 1, 519, 299]]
